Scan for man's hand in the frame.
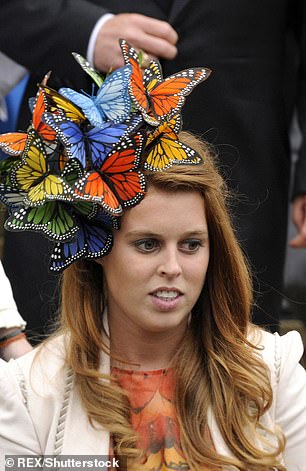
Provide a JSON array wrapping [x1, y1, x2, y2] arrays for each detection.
[[289, 195, 306, 248], [93, 13, 178, 72]]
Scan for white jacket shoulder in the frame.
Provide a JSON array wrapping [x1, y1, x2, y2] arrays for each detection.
[[0, 335, 70, 462], [251, 328, 306, 469]]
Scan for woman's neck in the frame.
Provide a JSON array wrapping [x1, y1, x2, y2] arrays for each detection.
[[108, 315, 187, 371]]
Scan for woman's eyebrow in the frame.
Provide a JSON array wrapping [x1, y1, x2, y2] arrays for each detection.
[[125, 229, 209, 238], [125, 230, 160, 238]]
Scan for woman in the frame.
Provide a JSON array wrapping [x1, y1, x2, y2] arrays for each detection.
[[0, 42, 305, 470], [0, 133, 305, 470]]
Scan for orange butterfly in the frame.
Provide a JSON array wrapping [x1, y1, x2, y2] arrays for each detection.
[[74, 133, 146, 215], [0, 73, 56, 156], [120, 39, 211, 126], [0, 133, 28, 156]]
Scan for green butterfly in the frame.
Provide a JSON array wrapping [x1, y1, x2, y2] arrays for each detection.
[[72, 52, 104, 87], [5, 199, 99, 242]]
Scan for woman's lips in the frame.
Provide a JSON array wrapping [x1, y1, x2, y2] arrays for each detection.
[[149, 289, 183, 311]]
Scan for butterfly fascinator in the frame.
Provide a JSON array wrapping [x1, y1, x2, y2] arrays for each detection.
[[0, 40, 211, 271]]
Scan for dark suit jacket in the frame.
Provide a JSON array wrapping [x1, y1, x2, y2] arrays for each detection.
[[0, 0, 305, 332], [1, 0, 304, 192]]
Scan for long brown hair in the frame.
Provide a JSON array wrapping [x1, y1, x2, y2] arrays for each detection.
[[57, 132, 285, 470]]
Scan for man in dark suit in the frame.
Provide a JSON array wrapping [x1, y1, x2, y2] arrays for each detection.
[[0, 0, 305, 336]]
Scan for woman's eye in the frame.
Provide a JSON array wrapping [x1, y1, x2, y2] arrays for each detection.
[[135, 239, 158, 252], [181, 239, 203, 252]]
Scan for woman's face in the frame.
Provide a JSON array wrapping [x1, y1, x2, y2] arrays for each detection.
[[101, 186, 210, 336]]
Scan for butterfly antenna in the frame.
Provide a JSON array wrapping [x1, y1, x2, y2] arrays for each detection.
[[80, 88, 92, 98], [42, 71, 52, 86], [106, 66, 113, 78], [138, 50, 144, 68]]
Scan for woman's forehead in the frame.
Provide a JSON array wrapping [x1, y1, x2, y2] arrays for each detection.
[[119, 186, 207, 232]]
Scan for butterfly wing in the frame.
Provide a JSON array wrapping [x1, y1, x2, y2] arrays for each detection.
[[94, 64, 132, 123], [5, 201, 78, 242], [101, 133, 146, 209], [0, 132, 28, 156], [60, 158, 84, 186], [59, 87, 104, 128], [74, 134, 145, 214], [143, 59, 164, 86], [86, 120, 137, 168], [0, 79, 56, 157], [148, 67, 211, 120], [141, 61, 166, 124], [37, 155, 79, 205], [41, 85, 86, 125], [145, 114, 182, 145], [25, 173, 74, 207], [12, 137, 74, 206], [121, 39, 211, 122], [50, 208, 114, 271], [120, 39, 150, 116], [43, 113, 133, 169], [11, 138, 47, 192], [145, 136, 201, 171], [108, 170, 146, 208], [0, 155, 19, 186], [120, 40, 211, 125], [84, 114, 143, 169], [42, 113, 87, 167], [31, 87, 57, 141], [145, 115, 201, 171], [0, 184, 27, 212], [145, 118, 178, 170], [74, 170, 122, 215], [28, 96, 35, 114], [72, 52, 104, 88]]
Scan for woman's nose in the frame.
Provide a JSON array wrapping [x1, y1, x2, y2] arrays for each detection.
[[157, 247, 182, 277]]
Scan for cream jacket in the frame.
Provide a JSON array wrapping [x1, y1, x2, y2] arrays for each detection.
[[0, 330, 305, 470]]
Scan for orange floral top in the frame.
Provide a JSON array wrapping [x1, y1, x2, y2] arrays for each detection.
[[111, 367, 219, 470]]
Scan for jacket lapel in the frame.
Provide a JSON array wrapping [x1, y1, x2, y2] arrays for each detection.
[[168, 0, 190, 23], [61, 349, 111, 455], [61, 386, 110, 455]]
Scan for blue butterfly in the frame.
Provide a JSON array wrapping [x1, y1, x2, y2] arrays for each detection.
[[59, 65, 132, 127], [50, 208, 115, 271], [42, 113, 142, 169]]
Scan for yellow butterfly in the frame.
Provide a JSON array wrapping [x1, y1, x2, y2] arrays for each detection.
[[144, 114, 202, 171], [40, 84, 86, 125], [11, 136, 74, 206]]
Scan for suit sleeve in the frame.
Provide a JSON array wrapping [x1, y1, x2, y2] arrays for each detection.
[[292, 1, 306, 197], [0, 1, 110, 82], [274, 331, 306, 468], [0, 360, 41, 468]]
